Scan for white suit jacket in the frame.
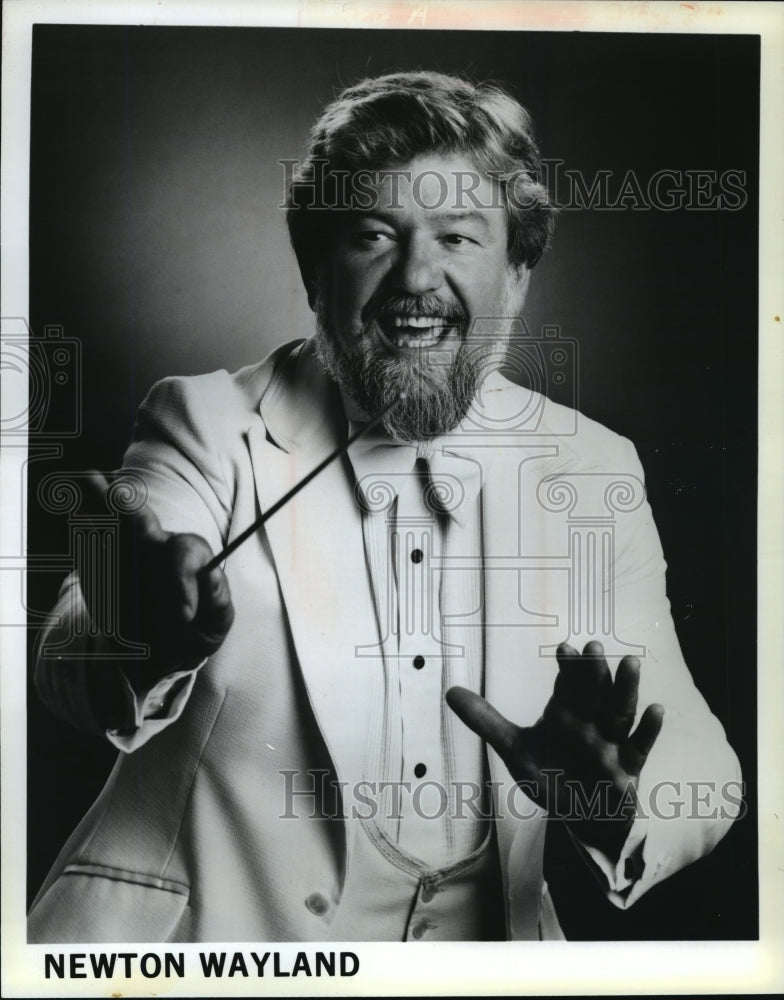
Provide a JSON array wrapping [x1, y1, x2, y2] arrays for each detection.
[[29, 339, 741, 942]]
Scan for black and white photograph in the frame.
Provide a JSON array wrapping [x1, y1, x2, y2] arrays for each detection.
[[2, 1, 782, 995]]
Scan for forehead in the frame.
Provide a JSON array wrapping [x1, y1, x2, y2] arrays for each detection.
[[353, 153, 505, 224]]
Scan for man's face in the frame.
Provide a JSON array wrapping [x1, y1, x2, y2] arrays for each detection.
[[314, 153, 530, 441]]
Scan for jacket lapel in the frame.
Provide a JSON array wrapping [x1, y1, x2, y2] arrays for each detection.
[[478, 388, 567, 937], [246, 342, 377, 798]]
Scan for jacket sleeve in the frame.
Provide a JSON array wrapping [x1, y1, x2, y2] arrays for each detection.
[[571, 435, 743, 908], [34, 373, 236, 747]]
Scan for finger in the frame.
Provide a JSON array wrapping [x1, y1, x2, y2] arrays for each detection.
[[553, 640, 612, 720], [194, 567, 235, 651], [600, 655, 641, 740], [627, 703, 665, 766], [555, 641, 579, 664], [168, 534, 215, 622], [582, 639, 609, 662], [446, 686, 517, 760]]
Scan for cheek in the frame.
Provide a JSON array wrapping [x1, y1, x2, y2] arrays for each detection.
[[327, 263, 357, 327], [330, 256, 385, 325], [451, 252, 512, 303], [478, 261, 522, 305], [461, 276, 506, 315]]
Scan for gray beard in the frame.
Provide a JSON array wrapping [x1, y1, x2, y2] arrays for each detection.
[[313, 291, 510, 443], [315, 330, 478, 442]]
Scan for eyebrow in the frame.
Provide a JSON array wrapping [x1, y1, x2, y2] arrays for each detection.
[[352, 209, 492, 232], [431, 210, 492, 231]]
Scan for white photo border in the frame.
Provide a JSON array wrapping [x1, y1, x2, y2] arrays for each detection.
[[2, 1, 782, 996]]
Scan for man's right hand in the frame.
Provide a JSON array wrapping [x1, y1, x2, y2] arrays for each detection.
[[80, 470, 235, 690]]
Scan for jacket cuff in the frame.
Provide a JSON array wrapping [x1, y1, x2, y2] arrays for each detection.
[[106, 660, 205, 753], [566, 817, 648, 900]]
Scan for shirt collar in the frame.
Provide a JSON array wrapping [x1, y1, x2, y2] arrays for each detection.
[[343, 385, 504, 528], [257, 342, 513, 526]]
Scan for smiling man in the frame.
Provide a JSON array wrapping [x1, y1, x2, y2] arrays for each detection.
[[28, 71, 741, 943], [310, 152, 528, 442]]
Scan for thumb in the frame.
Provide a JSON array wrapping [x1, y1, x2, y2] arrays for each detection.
[[446, 686, 518, 761], [194, 565, 235, 644]]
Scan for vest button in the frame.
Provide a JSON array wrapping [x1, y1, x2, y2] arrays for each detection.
[[411, 548, 424, 564], [413, 655, 425, 669], [305, 892, 329, 916], [412, 918, 432, 940], [414, 762, 427, 779], [421, 881, 437, 903]]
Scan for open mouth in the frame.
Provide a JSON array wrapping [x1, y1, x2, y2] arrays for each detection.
[[377, 315, 460, 349]]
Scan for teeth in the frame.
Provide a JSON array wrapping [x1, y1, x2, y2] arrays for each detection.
[[391, 315, 447, 328], [380, 315, 457, 349], [395, 332, 441, 348]]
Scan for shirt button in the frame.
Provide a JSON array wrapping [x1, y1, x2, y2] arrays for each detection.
[[413, 655, 425, 669], [410, 548, 423, 564], [305, 892, 329, 916], [414, 762, 427, 779]]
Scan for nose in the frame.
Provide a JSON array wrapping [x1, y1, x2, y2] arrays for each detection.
[[392, 235, 443, 295]]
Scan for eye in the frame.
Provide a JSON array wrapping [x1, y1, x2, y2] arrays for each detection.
[[443, 233, 474, 247], [353, 229, 395, 247]]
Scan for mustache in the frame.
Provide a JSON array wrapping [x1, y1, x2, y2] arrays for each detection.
[[364, 293, 466, 325]]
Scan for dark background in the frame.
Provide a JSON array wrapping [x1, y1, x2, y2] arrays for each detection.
[[27, 25, 759, 939]]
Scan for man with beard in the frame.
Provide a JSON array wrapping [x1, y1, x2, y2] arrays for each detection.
[[29, 72, 741, 943]]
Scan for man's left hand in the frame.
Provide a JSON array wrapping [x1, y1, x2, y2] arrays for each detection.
[[446, 641, 664, 860]]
